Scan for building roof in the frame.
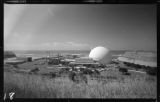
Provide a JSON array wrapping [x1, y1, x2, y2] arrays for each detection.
[[70, 62, 99, 65], [69, 57, 99, 65], [75, 58, 95, 63]]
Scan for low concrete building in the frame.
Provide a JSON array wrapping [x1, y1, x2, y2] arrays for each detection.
[[69, 57, 100, 67]]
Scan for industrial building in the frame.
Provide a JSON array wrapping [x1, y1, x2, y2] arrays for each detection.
[[69, 57, 100, 68]]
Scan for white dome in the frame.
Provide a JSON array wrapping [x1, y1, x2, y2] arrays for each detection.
[[89, 46, 109, 61]]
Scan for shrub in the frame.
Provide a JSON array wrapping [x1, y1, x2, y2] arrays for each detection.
[[123, 72, 131, 76], [119, 68, 128, 73], [4, 51, 16, 59], [68, 72, 87, 84], [146, 68, 157, 76], [49, 72, 57, 78], [29, 68, 39, 74]]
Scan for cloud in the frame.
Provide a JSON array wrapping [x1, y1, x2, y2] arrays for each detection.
[[41, 42, 90, 50], [65, 42, 89, 47]]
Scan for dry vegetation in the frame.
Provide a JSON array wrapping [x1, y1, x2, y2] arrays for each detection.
[[4, 68, 157, 98]]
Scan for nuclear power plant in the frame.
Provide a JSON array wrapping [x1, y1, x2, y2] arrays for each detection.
[[4, 46, 157, 86], [4, 46, 157, 76]]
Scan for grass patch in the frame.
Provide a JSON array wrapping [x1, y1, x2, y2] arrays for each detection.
[[4, 70, 156, 98]]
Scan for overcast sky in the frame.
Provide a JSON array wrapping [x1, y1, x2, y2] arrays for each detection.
[[4, 4, 156, 51]]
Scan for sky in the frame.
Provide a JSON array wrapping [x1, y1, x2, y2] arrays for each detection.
[[4, 4, 156, 51]]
